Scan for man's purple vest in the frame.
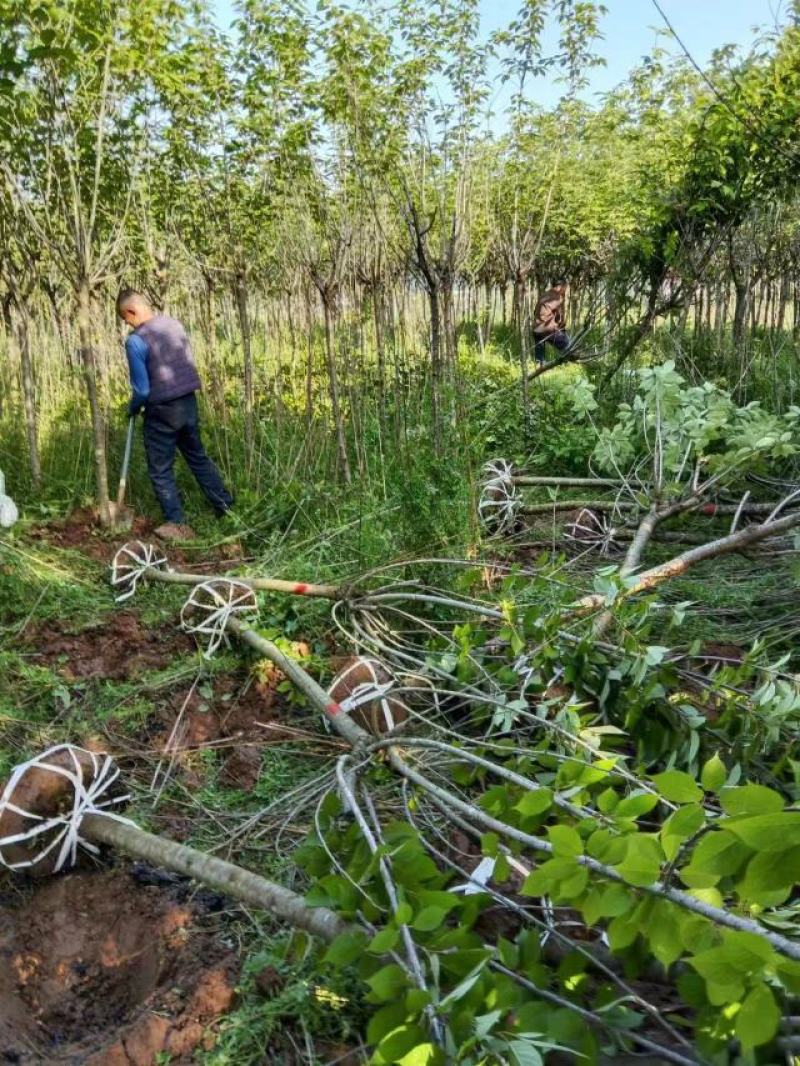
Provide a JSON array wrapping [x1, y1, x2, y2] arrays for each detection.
[[135, 314, 202, 405]]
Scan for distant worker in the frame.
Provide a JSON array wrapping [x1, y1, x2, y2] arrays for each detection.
[[117, 290, 233, 542], [533, 277, 572, 365]]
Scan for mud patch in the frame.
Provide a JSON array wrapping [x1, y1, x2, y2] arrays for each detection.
[[24, 611, 195, 682], [0, 868, 237, 1064]]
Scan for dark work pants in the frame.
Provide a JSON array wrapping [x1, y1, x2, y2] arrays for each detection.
[[143, 393, 233, 523], [534, 330, 572, 365]]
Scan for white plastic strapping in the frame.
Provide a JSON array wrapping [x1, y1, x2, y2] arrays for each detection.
[[327, 657, 402, 733], [180, 579, 259, 658], [564, 506, 622, 556], [110, 541, 168, 602], [0, 745, 133, 872], [478, 459, 520, 534]]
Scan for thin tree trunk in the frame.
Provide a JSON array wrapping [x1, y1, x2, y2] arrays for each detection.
[[77, 277, 111, 524], [732, 283, 750, 352], [428, 284, 442, 452], [322, 296, 351, 484], [15, 309, 41, 489], [234, 274, 254, 458], [373, 285, 387, 425]]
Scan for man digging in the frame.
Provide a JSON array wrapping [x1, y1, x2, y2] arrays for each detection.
[[117, 290, 233, 542], [533, 277, 572, 365]]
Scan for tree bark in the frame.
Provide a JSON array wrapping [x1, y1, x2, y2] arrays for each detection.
[[15, 308, 41, 489], [84, 815, 347, 942], [234, 273, 254, 458], [77, 277, 111, 524], [322, 294, 351, 484]]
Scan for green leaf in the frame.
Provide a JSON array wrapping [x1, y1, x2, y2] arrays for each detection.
[[377, 1024, 430, 1062], [582, 883, 633, 925], [719, 784, 785, 816], [396, 1044, 443, 1066], [680, 830, 751, 887], [648, 901, 683, 968], [548, 824, 583, 857], [394, 903, 413, 925], [700, 753, 727, 793], [367, 964, 410, 1002], [367, 1002, 408, 1046], [509, 1039, 545, 1066], [615, 834, 663, 887], [615, 791, 659, 820], [515, 788, 553, 817], [369, 926, 401, 954], [323, 930, 369, 968], [661, 804, 705, 861], [739, 847, 800, 905], [644, 645, 670, 666], [523, 858, 588, 900], [724, 813, 800, 852], [586, 828, 627, 864], [719, 930, 774, 973], [474, 1009, 503, 1038], [411, 906, 447, 932], [439, 961, 487, 1008], [607, 911, 641, 951], [494, 853, 511, 883], [688, 948, 744, 1005], [735, 984, 780, 1049], [650, 770, 703, 804]]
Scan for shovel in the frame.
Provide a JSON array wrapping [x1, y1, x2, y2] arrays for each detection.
[[108, 415, 136, 529]]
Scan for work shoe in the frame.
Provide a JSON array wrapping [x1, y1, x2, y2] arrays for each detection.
[[154, 522, 196, 542]]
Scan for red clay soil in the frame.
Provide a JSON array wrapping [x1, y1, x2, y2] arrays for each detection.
[[30, 506, 245, 570], [23, 611, 196, 682], [29, 508, 157, 563], [0, 868, 237, 1065], [148, 669, 302, 794]]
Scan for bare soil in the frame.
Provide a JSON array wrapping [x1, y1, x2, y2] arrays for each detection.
[[147, 669, 301, 796], [23, 611, 195, 682], [0, 868, 237, 1065], [29, 507, 245, 573], [29, 508, 158, 563]]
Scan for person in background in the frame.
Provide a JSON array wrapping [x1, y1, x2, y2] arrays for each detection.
[[117, 289, 233, 542], [533, 277, 572, 365]]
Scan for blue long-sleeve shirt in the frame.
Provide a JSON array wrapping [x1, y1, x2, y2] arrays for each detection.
[[125, 333, 150, 414]]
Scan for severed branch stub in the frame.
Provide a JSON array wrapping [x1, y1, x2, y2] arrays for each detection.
[[0, 744, 347, 942]]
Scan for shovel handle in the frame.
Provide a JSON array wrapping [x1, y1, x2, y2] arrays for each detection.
[[116, 416, 136, 509]]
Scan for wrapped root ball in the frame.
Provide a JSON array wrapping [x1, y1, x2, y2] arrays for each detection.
[[0, 746, 127, 876], [327, 657, 409, 736]]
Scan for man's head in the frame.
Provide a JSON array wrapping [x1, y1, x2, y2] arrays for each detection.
[[116, 289, 154, 328], [553, 277, 568, 293]]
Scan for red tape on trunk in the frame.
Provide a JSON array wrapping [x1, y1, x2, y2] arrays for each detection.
[[326, 700, 343, 718], [293, 583, 310, 595], [701, 503, 717, 515]]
